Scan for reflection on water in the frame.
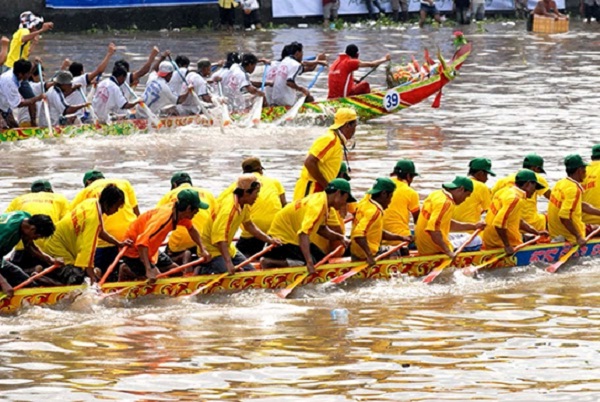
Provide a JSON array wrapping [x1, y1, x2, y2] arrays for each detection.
[[0, 23, 599, 400]]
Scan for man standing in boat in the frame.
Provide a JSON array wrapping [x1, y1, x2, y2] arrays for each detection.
[[293, 108, 357, 201], [548, 155, 600, 246], [262, 179, 354, 273], [415, 176, 486, 257], [328, 44, 390, 99], [482, 169, 548, 255], [351, 178, 412, 266], [583, 145, 600, 225]]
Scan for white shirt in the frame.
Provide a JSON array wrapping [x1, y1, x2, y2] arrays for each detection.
[[137, 76, 177, 117], [271, 56, 303, 107], [240, 0, 259, 10], [92, 77, 129, 123], [39, 86, 70, 127], [222, 63, 251, 112], [180, 71, 208, 108], [168, 67, 187, 96], [0, 70, 22, 113], [65, 74, 89, 118], [16, 81, 42, 125], [264, 60, 280, 105]]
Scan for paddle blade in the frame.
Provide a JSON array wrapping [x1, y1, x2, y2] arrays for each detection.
[[422, 259, 452, 284], [546, 246, 579, 273], [276, 273, 308, 299], [329, 264, 367, 285]]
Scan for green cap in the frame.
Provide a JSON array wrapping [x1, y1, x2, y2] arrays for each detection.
[[30, 179, 52, 193], [171, 171, 192, 187], [469, 158, 495, 176], [515, 169, 545, 190], [337, 162, 351, 181], [592, 145, 600, 159], [523, 153, 546, 174], [564, 154, 588, 170], [177, 189, 209, 210], [442, 176, 474, 193], [82, 170, 104, 186], [393, 159, 419, 176], [367, 177, 397, 195], [325, 178, 357, 202]]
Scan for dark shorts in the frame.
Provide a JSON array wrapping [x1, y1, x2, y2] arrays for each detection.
[[165, 246, 197, 259], [243, 9, 261, 27], [198, 251, 255, 274], [263, 243, 326, 265], [236, 237, 266, 258], [47, 264, 87, 285], [10, 250, 46, 273], [122, 252, 174, 277], [219, 7, 235, 27], [0, 260, 31, 287], [420, 3, 439, 16]]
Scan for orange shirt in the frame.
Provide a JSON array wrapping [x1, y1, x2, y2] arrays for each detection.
[[124, 205, 193, 263]]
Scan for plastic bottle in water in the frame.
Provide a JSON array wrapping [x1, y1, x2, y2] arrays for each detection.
[[331, 308, 349, 322]]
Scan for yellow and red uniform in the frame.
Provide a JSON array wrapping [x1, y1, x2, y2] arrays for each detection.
[[452, 179, 490, 226], [415, 190, 455, 256], [202, 193, 252, 258], [269, 192, 329, 246], [383, 178, 419, 238], [583, 160, 600, 224], [482, 186, 526, 249], [350, 195, 385, 259], [492, 172, 548, 231], [548, 178, 585, 242]]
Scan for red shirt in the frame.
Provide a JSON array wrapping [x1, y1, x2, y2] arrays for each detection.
[[328, 54, 360, 99]]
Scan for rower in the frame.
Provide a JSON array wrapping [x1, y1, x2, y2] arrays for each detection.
[[415, 176, 486, 257], [199, 174, 279, 275], [0, 212, 57, 298], [261, 178, 354, 273], [70, 171, 140, 278], [351, 178, 412, 266], [38, 71, 90, 127], [119, 189, 211, 282], [5, 180, 69, 273], [15, 63, 50, 128], [293, 107, 357, 201], [583, 145, 600, 225], [0, 36, 8, 68], [168, 55, 190, 96], [157, 172, 216, 267], [492, 153, 551, 233], [221, 53, 266, 112], [482, 169, 548, 255], [548, 154, 600, 246], [177, 58, 214, 115], [272, 42, 322, 106], [137, 61, 191, 118], [0, 59, 46, 128], [113, 46, 160, 91], [383, 159, 420, 249], [91, 64, 142, 123], [42, 184, 128, 284], [327, 44, 390, 99]]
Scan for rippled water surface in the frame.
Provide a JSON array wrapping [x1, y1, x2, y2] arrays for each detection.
[[0, 23, 600, 400]]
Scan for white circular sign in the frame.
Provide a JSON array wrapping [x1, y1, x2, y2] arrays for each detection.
[[384, 89, 400, 112]]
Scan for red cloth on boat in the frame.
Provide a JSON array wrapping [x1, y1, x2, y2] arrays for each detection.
[[328, 54, 361, 99]]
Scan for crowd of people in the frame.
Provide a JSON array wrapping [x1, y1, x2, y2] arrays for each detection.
[[1, 107, 600, 298]]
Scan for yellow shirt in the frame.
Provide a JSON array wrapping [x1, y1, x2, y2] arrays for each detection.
[[293, 129, 345, 201], [5, 192, 70, 250], [548, 177, 585, 242], [481, 186, 526, 249], [269, 192, 329, 246], [383, 178, 419, 237], [415, 189, 455, 256], [492, 172, 548, 231], [350, 195, 384, 259], [70, 178, 138, 248], [218, 0, 238, 8], [6, 28, 31, 68], [202, 193, 252, 258], [583, 161, 600, 224], [42, 199, 103, 268], [156, 183, 216, 253], [311, 207, 344, 253], [452, 179, 490, 225]]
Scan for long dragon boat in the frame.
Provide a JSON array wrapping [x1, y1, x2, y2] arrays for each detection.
[[1, 236, 597, 314], [0, 43, 472, 143]]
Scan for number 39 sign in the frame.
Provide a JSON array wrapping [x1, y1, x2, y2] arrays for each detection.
[[384, 90, 400, 112]]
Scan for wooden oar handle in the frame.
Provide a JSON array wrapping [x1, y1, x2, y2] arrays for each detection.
[[376, 241, 408, 261], [235, 243, 276, 269], [514, 236, 541, 252], [156, 257, 206, 279], [99, 246, 128, 286], [315, 245, 345, 268], [13, 263, 60, 291], [452, 228, 483, 259], [585, 225, 600, 242]]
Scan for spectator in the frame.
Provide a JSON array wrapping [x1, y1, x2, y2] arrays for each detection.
[[391, 0, 409, 22], [420, 0, 443, 27], [240, 0, 262, 30], [366, 0, 385, 19], [323, 0, 340, 29], [581, 0, 600, 23], [454, 0, 471, 24], [219, 0, 238, 32], [472, 0, 485, 21]]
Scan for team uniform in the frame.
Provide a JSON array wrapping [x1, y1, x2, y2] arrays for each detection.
[[5, 28, 32, 69], [168, 67, 187, 96], [65, 74, 91, 121], [0, 70, 22, 120], [415, 189, 455, 256], [222, 63, 252, 112], [293, 129, 345, 201], [138, 76, 177, 117], [453, 179, 491, 227], [383, 178, 419, 239], [492, 172, 548, 231], [264, 60, 280, 105], [38, 86, 72, 126], [583, 161, 600, 224], [271, 56, 303, 107], [177, 71, 209, 115], [16, 81, 42, 126], [0, 212, 35, 287], [548, 178, 585, 243], [328, 54, 368, 99], [92, 77, 130, 123], [311, 208, 345, 254], [481, 186, 526, 249], [350, 196, 385, 260]]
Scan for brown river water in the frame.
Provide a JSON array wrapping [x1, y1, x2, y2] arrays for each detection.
[[1, 22, 600, 401]]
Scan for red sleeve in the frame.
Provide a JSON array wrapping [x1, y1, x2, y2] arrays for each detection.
[[348, 59, 360, 72]]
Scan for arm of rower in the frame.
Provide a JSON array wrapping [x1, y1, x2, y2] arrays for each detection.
[[216, 241, 236, 274], [286, 80, 309, 96], [412, 210, 420, 225], [98, 229, 121, 247], [201, 93, 212, 103], [242, 221, 272, 243], [519, 219, 543, 236], [582, 202, 600, 216], [304, 155, 329, 189], [559, 217, 586, 245], [317, 225, 345, 242], [298, 233, 316, 274], [450, 219, 484, 232], [21, 23, 53, 43], [24, 241, 55, 266], [138, 245, 158, 278], [133, 205, 140, 216], [358, 54, 391, 68], [382, 230, 411, 243], [427, 230, 454, 258], [0, 272, 13, 297], [354, 236, 376, 266], [543, 189, 551, 200], [121, 100, 141, 110], [279, 194, 287, 208], [495, 227, 514, 255], [186, 225, 210, 260], [131, 46, 160, 84], [17, 93, 45, 108], [64, 104, 90, 115], [86, 43, 116, 82]]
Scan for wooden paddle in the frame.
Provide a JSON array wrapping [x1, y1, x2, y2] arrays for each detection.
[[0, 262, 61, 300], [249, 64, 269, 127], [98, 246, 128, 286], [77, 88, 98, 124], [546, 226, 600, 273], [37, 64, 54, 137], [168, 55, 213, 121], [217, 82, 232, 127], [327, 241, 407, 286], [274, 65, 324, 126], [422, 229, 483, 284], [185, 244, 276, 299], [356, 65, 379, 83], [276, 245, 345, 299], [462, 236, 541, 277]]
